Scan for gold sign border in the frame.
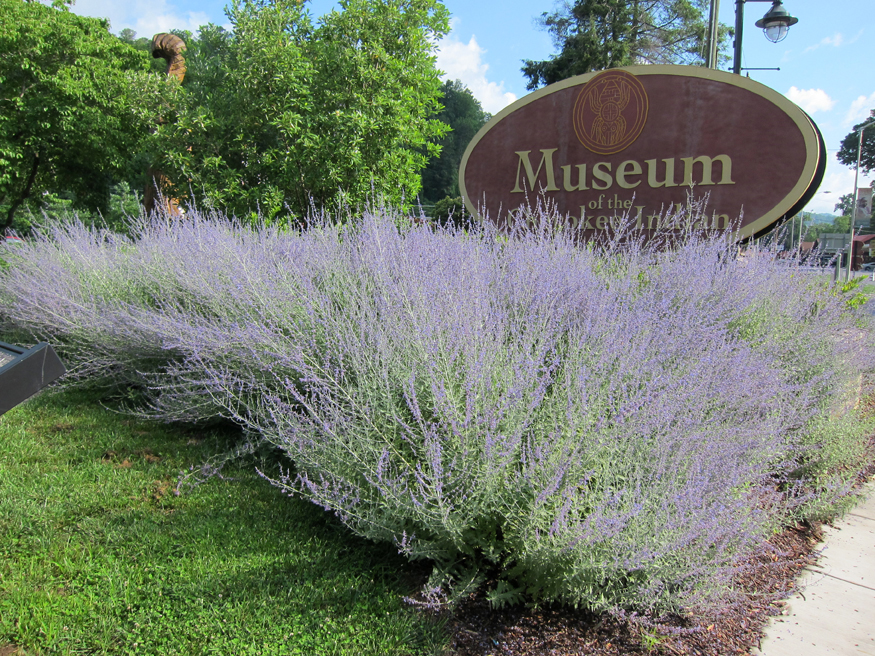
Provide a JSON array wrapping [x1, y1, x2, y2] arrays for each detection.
[[458, 65, 822, 242]]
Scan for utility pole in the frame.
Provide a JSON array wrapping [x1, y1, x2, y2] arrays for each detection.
[[848, 111, 875, 281]]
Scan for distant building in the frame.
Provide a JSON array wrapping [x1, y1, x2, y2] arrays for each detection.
[[810, 233, 875, 270], [852, 234, 875, 270], [816, 233, 851, 255]]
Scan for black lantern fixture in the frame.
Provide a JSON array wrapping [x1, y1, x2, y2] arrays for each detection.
[[755, 1, 799, 43], [733, 0, 799, 75]]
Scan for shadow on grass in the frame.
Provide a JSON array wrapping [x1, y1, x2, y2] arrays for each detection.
[[0, 386, 447, 656]]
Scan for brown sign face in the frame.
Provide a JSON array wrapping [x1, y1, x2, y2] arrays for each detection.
[[459, 66, 824, 240]]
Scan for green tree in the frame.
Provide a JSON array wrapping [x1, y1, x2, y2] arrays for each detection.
[[834, 216, 851, 236], [118, 27, 138, 43], [431, 195, 468, 228], [797, 216, 851, 244], [8, 182, 144, 236], [837, 119, 875, 174], [117, 27, 168, 74], [420, 80, 489, 203], [522, 0, 729, 90], [834, 193, 854, 218], [155, 0, 450, 223], [0, 0, 174, 231]]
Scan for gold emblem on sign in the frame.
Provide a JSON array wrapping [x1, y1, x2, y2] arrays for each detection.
[[573, 70, 649, 155]]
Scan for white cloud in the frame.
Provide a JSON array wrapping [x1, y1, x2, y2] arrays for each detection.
[[804, 160, 866, 214], [132, 10, 212, 38], [845, 92, 875, 127], [802, 32, 845, 54], [70, 0, 213, 38], [436, 30, 516, 115], [786, 87, 836, 114]]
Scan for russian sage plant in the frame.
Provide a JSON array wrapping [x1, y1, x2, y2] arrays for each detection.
[[1, 207, 871, 616]]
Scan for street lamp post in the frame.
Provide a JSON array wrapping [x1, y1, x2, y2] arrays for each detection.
[[848, 111, 875, 281], [732, 0, 799, 75]]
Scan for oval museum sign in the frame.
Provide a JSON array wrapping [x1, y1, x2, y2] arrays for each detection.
[[459, 65, 825, 241]]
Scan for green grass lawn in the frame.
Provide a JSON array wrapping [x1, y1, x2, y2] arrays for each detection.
[[0, 388, 448, 656], [855, 277, 875, 295]]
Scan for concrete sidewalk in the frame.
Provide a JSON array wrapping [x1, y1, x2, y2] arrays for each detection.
[[753, 481, 875, 656]]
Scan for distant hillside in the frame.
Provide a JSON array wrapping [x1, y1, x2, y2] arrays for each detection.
[[807, 212, 838, 224]]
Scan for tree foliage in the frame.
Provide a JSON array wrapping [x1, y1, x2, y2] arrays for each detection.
[[118, 28, 169, 75], [837, 119, 875, 175], [522, 0, 728, 90], [420, 80, 489, 203], [834, 193, 854, 218], [155, 0, 450, 223], [431, 195, 467, 228], [0, 0, 174, 230], [798, 215, 850, 244]]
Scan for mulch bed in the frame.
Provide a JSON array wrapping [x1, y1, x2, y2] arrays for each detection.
[[443, 454, 875, 656], [444, 524, 818, 656]]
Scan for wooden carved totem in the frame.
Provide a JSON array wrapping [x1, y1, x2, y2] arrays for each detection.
[[144, 33, 187, 216]]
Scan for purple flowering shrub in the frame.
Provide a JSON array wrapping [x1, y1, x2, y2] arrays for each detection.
[[1, 207, 872, 615], [0, 222, 175, 391]]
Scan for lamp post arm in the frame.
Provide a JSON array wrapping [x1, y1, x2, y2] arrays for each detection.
[[855, 117, 875, 135], [732, 0, 790, 75]]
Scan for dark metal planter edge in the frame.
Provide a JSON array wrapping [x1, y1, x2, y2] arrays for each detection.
[[0, 341, 66, 416]]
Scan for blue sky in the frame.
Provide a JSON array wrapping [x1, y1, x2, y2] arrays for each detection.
[[68, 0, 873, 215]]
